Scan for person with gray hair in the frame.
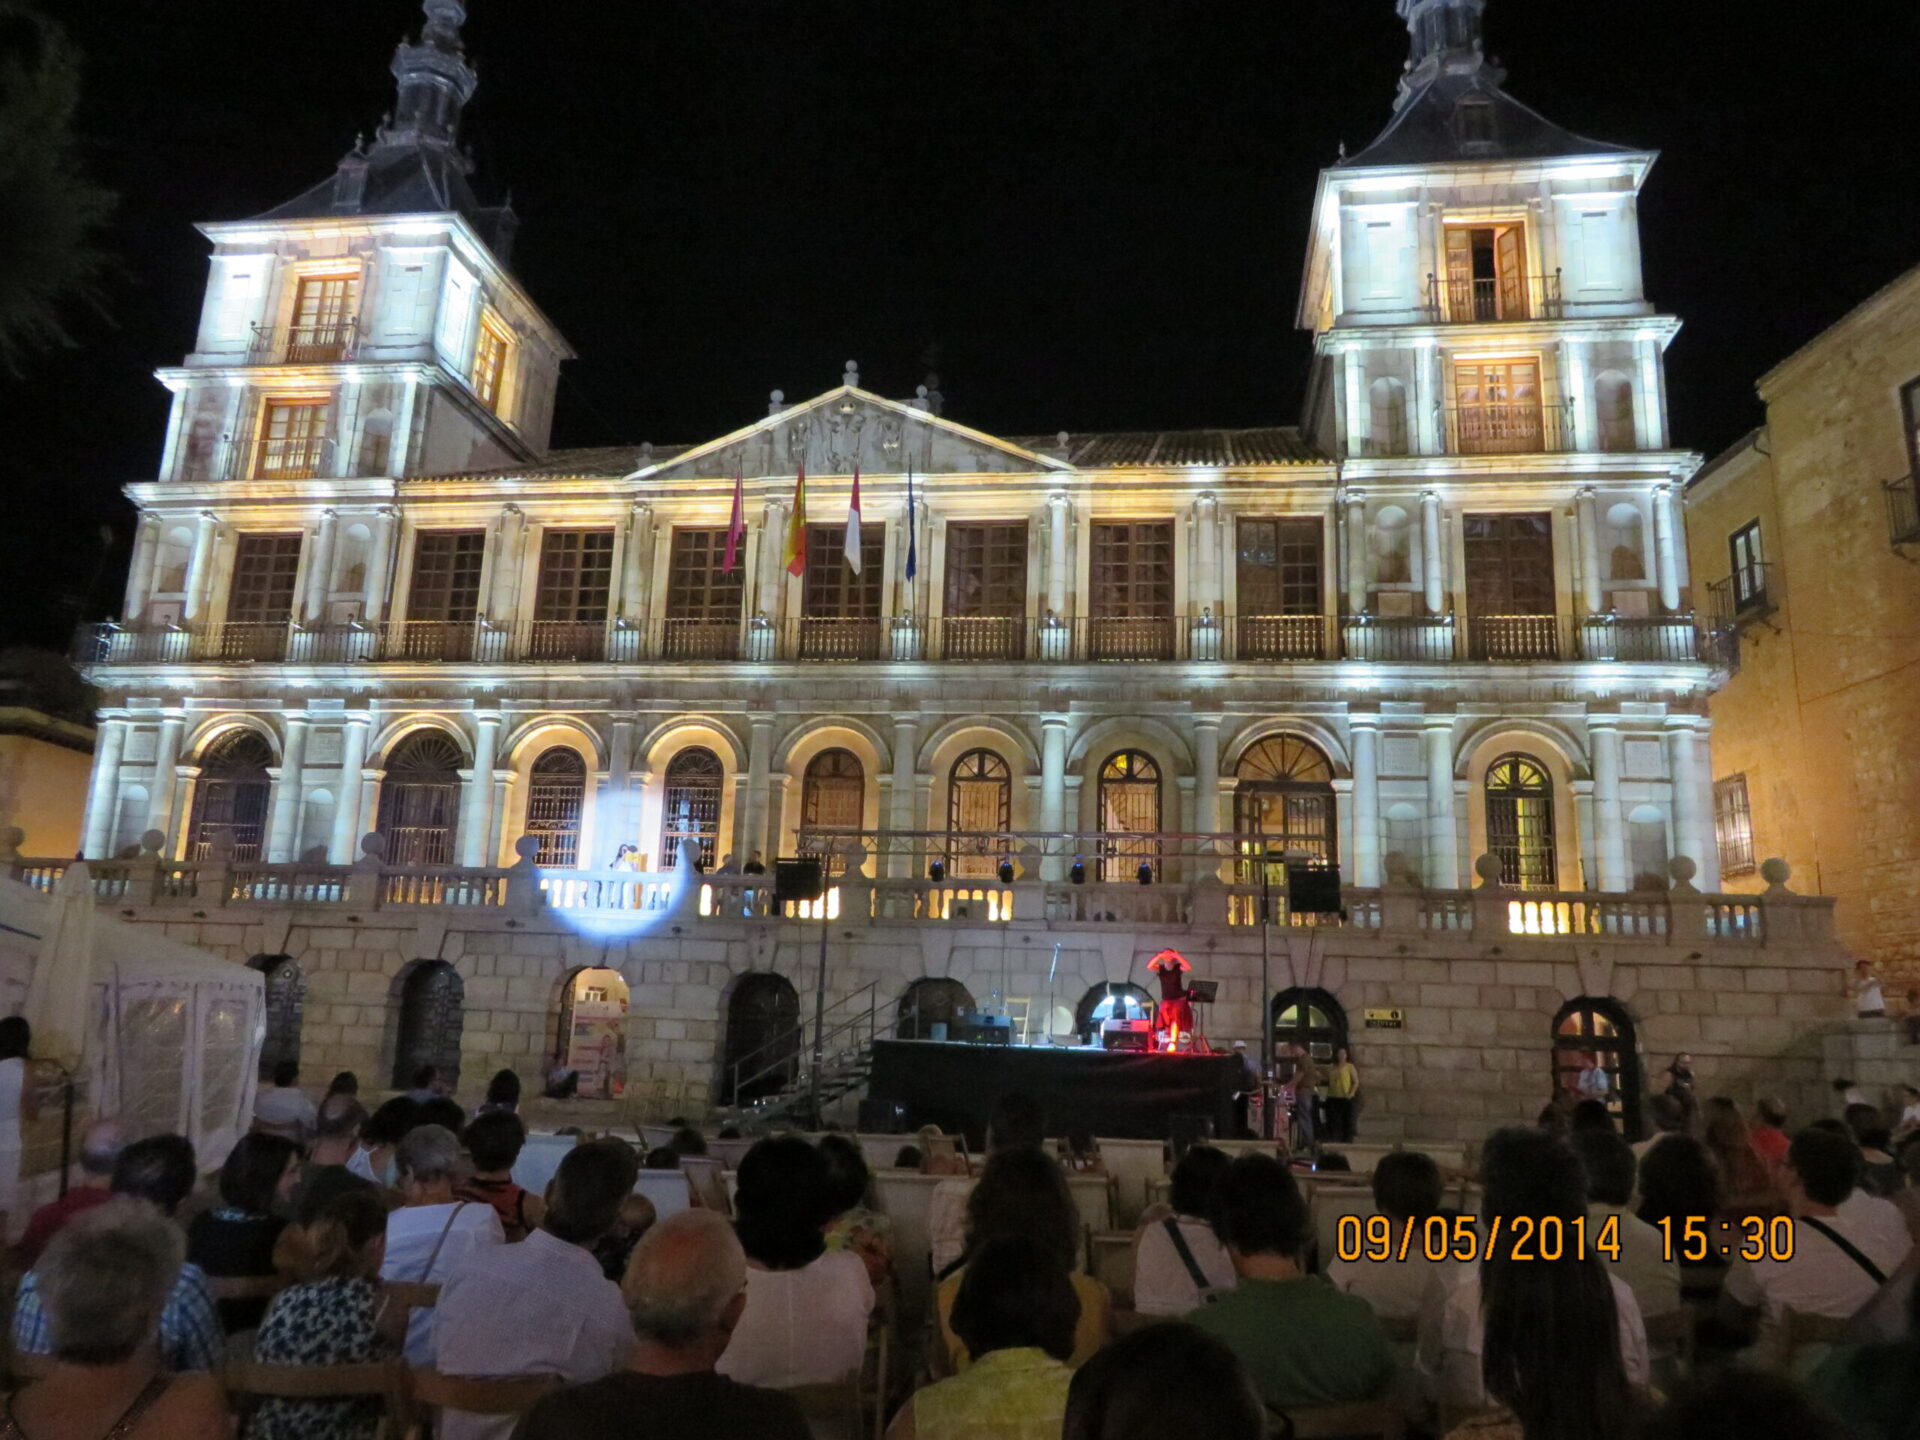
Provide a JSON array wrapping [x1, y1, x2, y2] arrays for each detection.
[[514, 1210, 810, 1440], [5, 1200, 228, 1439], [379, 1123, 503, 1364], [9, 1118, 127, 1267]]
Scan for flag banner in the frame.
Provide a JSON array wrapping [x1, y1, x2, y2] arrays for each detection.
[[845, 466, 863, 574], [723, 465, 745, 573], [905, 465, 919, 581], [783, 465, 808, 577]]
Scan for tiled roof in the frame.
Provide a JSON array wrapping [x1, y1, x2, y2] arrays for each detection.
[[1018, 428, 1322, 468], [1345, 74, 1634, 170]]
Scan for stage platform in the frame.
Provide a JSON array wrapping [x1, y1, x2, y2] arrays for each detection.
[[866, 1038, 1241, 1146]]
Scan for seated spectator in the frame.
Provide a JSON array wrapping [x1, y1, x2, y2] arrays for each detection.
[[1632, 1093, 1688, 1162], [888, 1236, 1076, 1440], [820, 1132, 893, 1287], [937, 1147, 1111, 1371], [668, 1126, 709, 1158], [349, 1095, 422, 1184], [418, 1094, 468, 1137], [1571, 1128, 1681, 1321], [717, 1135, 875, 1388], [1704, 1098, 1780, 1220], [516, 1210, 810, 1440], [253, 1060, 319, 1139], [593, 1193, 657, 1283], [1751, 1097, 1792, 1175], [325, 1070, 360, 1100], [12, 1135, 221, 1373], [1644, 1368, 1842, 1440], [1806, 1266, 1920, 1440], [476, 1067, 521, 1116], [405, 1063, 443, 1104], [930, 1092, 1043, 1273], [1722, 1126, 1913, 1348], [1060, 1128, 1107, 1176], [917, 1124, 970, 1178], [380, 1123, 505, 1363], [643, 1146, 683, 1170], [252, 1187, 397, 1440], [1845, 1103, 1904, 1198], [456, 1110, 545, 1242], [4, 1202, 227, 1440], [187, 1130, 300, 1331], [1571, 1099, 1617, 1135], [1420, 1128, 1648, 1419], [306, 1094, 367, 1170], [893, 1144, 923, 1170], [1186, 1153, 1394, 1413], [1634, 1133, 1726, 1298], [434, 1139, 639, 1440], [1329, 1149, 1465, 1322], [9, 1119, 124, 1268], [1135, 1144, 1236, 1316], [1064, 1322, 1265, 1440]]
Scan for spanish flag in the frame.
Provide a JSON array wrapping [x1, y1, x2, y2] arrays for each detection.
[[783, 464, 808, 577]]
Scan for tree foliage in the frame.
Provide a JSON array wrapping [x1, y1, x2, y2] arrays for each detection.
[[0, 3, 115, 375]]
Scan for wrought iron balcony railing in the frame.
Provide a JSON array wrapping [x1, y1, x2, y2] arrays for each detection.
[[1468, 613, 1565, 662], [1886, 474, 1920, 546], [1445, 401, 1575, 457], [1426, 270, 1564, 324], [251, 436, 328, 480], [249, 318, 361, 365]]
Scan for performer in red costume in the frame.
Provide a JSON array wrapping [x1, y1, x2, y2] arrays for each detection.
[[1146, 949, 1195, 1051]]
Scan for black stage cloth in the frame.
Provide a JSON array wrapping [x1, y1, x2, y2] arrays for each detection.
[[866, 1039, 1240, 1146]]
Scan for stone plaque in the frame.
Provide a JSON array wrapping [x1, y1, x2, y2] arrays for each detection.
[[1624, 741, 1664, 778], [308, 730, 345, 766], [1363, 1007, 1405, 1029], [124, 730, 158, 763], [1382, 736, 1421, 776]]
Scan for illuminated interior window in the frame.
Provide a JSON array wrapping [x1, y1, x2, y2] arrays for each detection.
[[253, 397, 330, 478], [472, 316, 512, 413]]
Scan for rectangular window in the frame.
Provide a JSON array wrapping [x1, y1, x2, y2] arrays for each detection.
[[1729, 520, 1766, 611], [253, 398, 330, 479], [1464, 513, 1557, 659], [287, 273, 358, 361], [1903, 378, 1920, 478], [406, 531, 487, 622], [1443, 224, 1528, 321], [942, 521, 1028, 660], [1714, 774, 1756, 877], [533, 529, 616, 622], [800, 523, 885, 660], [662, 528, 745, 659], [1090, 520, 1175, 660], [1453, 359, 1545, 454], [1237, 517, 1323, 615], [226, 534, 303, 623], [472, 317, 511, 413]]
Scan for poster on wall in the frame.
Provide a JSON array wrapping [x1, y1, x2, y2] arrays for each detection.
[[564, 969, 629, 1099]]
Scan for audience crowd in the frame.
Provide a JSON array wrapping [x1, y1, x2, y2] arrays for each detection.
[[1, 1064, 1917, 1440]]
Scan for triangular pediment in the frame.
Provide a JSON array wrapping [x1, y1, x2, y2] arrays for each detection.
[[636, 387, 1073, 484]]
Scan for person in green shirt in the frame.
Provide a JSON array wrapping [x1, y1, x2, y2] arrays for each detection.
[[1183, 1153, 1395, 1417]]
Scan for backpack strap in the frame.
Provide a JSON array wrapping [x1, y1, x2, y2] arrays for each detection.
[[1163, 1218, 1213, 1292], [1799, 1217, 1888, 1286]]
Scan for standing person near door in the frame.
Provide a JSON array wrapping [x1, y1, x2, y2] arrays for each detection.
[[1324, 1049, 1360, 1143]]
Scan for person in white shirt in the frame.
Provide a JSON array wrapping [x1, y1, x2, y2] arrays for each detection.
[[432, 1139, 639, 1440], [1570, 1128, 1681, 1320], [380, 1124, 505, 1363], [1418, 1129, 1648, 1419], [1134, 1145, 1237, 1315], [1576, 1054, 1612, 1104], [1893, 1084, 1920, 1139], [718, 1136, 874, 1388], [252, 1061, 319, 1139], [929, 1092, 1045, 1276], [1329, 1150, 1468, 1323], [1722, 1125, 1913, 1353]]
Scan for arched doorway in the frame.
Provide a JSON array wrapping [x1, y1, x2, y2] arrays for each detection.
[[1486, 753, 1557, 890], [947, 749, 1012, 879], [188, 730, 274, 861], [800, 748, 865, 870], [392, 960, 464, 1090], [248, 954, 305, 1078], [555, 966, 628, 1099], [723, 973, 801, 1103], [1074, 981, 1156, 1043], [1272, 987, 1348, 1065], [1553, 997, 1642, 1135], [897, 977, 977, 1041], [1097, 750, 1161, 881], [377, 731, 465, 866], [660, 747, 723, 869], [525, 747, 587, 867], [1234, 735, 1339, 887]]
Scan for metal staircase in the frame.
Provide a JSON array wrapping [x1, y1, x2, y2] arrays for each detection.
[[721, 982, 886, 1129]]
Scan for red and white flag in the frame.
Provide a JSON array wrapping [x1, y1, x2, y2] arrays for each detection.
[[845, 466, 863, 574], [722, 464, 745, 574]]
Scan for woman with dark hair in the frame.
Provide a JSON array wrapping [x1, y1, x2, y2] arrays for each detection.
[[936, 1147, 1111, 1372], [455, 1110, 544, 1241], [1064, 1322, 1265, 1440], [1633, 1132, 1727, 1300], [324, 1070, 359, 1099], [1133, 1143, 1236, 1315], [476, 1067, 521, 1116], [819, 1133, 893, 1286], [887, 1236, 1078, 1440], [187, 1130, 301, 1331], [0, 1014, 37, 1233], [348, 1095, 422, 1185], [716, 1136, 874, 1389], [1702, 1098, 1779, 1220], [1420, 1128, 1648, 1439]]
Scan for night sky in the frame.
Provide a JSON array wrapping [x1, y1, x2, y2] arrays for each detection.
[[7, 1, 1917, 652]]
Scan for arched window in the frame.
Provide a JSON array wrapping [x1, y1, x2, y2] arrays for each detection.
[[1486, 753, 1557, 890], [724, 973, 802, 1102], [1098, 750, 1161, 881], [555, 966, 628, 1099], [1595, 372, 1637, 453], [1552, 998, 1642, 1135], [1368, 378, 1409, 457], [801, 749, 865, 855], [1272, 987, 1348, 1065], [660, 747, 724, 869], [392, 960, 463, 1090], [947, 750, 1012, 879], [525, 747, 587, 868], [897, 978, 976, 1041], [248, 955, 305, 1078], [188, 730, 274, 861], [1075, 981, 1155, 1044], [1234, 735, 1339, 876], [377, 731, 465, 866]]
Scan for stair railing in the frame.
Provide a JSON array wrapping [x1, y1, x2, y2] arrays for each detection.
[[727, 981, 884, 1112]]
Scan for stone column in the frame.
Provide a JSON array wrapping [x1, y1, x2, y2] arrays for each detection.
[[1349, 715, 1382, 888], [460, 713, 502, 866], [621, 501, 653, 625], [1039, 715, 1069, 881], [1191, 716, 1222, 884], [265, 714, 310, 861], [1652, 484, 1682, 613], [1423, 716, 1459, 889], [146, 714, 186, 846], [1344, 491, 1368, 616], [1046, 493, 1071, 617], [1637, 339, 1665, 449], [1589, 717, 1629, 892], [303, 509, 339, 622], [364, 505, 400, 623], [740, 715, 776, 863], [183, 510, 219, 623], [329, 717, 372, 862], [124, 515, 161, 623], [1577, 487, 1605, 616], [81, 716, 128, 858], [1420, 490, 1445, 615], [1666, 719, 1719, 891], [489, 505, 525, 623], [889, 714, 919, 879], [605, 718, 635, 864]]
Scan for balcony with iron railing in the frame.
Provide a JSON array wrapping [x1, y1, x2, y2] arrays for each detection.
[[249, 318, 361, 365], [1426, 270, 1564, 324], [1446, 400, 1575, 457], [251, 435, 329, 480], [1886, 474, 1920, 546]]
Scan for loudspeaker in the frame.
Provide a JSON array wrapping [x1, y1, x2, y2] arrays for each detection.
[[1287, 863, 1343, 916], [773, 857, 825, 904], [1100, 1018, 1153, 1052]]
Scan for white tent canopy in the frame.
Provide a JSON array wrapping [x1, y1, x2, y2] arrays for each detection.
[[0, 876, 264, 1181]]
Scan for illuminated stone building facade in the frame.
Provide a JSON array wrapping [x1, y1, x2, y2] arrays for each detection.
[[54, 0, 1863, 1138]]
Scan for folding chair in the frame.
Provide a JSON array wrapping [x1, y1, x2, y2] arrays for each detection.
[[786, 1377, 864, 1440], [1276, 1398, 1404, 1440], [404, 1368, 562, 1439], [224, 1357, 412, 1434]]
